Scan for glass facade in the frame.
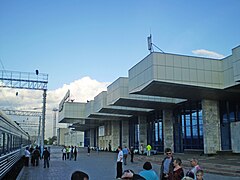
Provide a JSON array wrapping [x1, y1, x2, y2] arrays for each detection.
[[220, 100, 240, 150], [147, 111, 164, 152], [174, 101, 203, 152], [129, 116, 139, 150], [84, 130, 90, 147]]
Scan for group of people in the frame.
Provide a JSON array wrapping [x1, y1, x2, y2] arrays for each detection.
[[139, 144, 152, 156], [24, 145, 50, 168], [116, 146, 204, 180], [62, 145, 78, 161], [122, 146, 135, 165], [26, 145, 203, 180], [160, 148, 203, 180]]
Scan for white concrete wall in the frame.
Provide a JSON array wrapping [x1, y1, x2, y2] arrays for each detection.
[[129, 46, 240, 94], [64, 131, 84, 147], [223, 45, 240, 87], [107, 77, 183, 106], [57, 128, 69, 146], [58, 102, 86, 123], [129, 52, 224, 93], [93, 91, 107, 112], [107, 77, 129, 105], [85, 100, 94, 117]]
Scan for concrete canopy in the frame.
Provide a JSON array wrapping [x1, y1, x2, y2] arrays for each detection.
[[131, 80, 240, 101], [69, 119, 102, 131], [99, 105, 154, 116], [111, 97, 179, 110]]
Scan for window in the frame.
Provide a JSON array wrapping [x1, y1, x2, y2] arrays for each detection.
[[0, 132, 3, 155]]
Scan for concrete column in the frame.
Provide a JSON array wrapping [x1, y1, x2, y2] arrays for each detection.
[[163, 110, 174, 151], [89, 129, 95, 147], [122, 119, 129, 147], [202, 99, 221, 154], [139, 116, 147, 148], [112, 120, 120, 150]]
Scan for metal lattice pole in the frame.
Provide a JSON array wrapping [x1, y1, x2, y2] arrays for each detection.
[[42, 89, 47, 151]]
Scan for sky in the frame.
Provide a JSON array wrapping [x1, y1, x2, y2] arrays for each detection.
[[0, 0, 240, 138]]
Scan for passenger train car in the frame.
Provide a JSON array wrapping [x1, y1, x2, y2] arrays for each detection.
[[0, 110, 30, 179]]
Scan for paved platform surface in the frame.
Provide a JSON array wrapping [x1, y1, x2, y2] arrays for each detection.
[[17, 146, 240, 180]]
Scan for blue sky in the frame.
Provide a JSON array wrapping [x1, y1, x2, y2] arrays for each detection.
[[1, 0, 240, 90]]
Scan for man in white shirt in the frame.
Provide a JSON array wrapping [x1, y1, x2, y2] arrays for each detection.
[[116, 146, 123, 179], [24, 147, 31, 166]]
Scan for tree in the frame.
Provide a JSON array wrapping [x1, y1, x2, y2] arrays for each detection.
[[48, 136, 57, 145]]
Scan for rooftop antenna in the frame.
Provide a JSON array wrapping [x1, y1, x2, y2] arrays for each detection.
[[147, 34, 153, 53], [147, 33, 164, 53]]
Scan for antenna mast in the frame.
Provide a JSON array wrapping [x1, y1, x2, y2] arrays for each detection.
[[147, 34, 164, 53]]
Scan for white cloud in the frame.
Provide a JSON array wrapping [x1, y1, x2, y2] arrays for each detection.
[[192, 49, 225, 59], [0, 76, 110, 138]]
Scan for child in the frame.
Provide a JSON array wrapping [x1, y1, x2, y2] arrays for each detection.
[[196, 169, 204, 180]]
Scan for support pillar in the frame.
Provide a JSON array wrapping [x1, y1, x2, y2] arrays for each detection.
[[139, 116, 147, 149], [112, 120, 120, 150], [202, 99, 221, 154], [89, 129, 95, 147], [122, 119, 129, 147], [163, 110, 174, 151]]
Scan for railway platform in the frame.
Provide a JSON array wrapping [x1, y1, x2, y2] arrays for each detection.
[[17, 146, 240, 180]]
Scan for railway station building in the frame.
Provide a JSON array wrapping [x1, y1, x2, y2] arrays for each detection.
[[58, 45, 240, 154]]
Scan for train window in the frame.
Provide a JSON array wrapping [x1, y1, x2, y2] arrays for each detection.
[[17, 136, 20, 148], [7, 134, 11, 153], [10, 134, 13, 151], [0, 132, 3, 156], [4, 133, 8, 153], [2, 132, 5, 154], [13, 136, 16, 150]]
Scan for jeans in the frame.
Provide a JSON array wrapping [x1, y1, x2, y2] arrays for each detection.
[[44, 158, 49, 168]]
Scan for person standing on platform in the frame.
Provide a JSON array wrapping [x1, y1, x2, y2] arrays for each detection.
[[24, 147, 30, 166], [160, 148, 174, 180], [29, 145, 34, 166], [122, 146, 130, 165], [140, 144, 144, 155], [73, 146, 78, 161], [108, 142, 112, 152], [116, 146, 123, 179], [146, 144, 152, 156], [62, 146, 66, 160], [172, 158, 184, 180], [66, 146, 70, 159], [42, 147, 50, 168], [87, 145, 90, 156], [47, 146, 51, 160], [32, 147, 41, 166], [186, 158, 201, 180], [130, 146, 134, 163], [69, 145, 73, 160]]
